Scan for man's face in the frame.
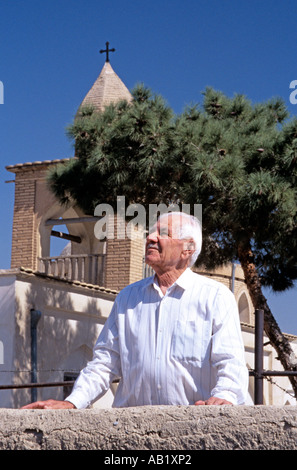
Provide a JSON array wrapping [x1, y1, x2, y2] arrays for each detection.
[[145, 215, 192, 273]]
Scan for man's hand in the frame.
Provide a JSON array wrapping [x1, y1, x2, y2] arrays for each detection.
[[21, 399, 76, 409], [194, 396, 233, 406]]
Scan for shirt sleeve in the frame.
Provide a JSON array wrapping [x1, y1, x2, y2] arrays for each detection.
[[209, 286, 249, 405], [65, 301, 121, 409]]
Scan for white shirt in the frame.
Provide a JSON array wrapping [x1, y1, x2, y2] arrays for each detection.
[[66, 268, 248, 408]]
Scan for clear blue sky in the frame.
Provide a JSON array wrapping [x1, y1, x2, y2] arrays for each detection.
[[0, 0, 297, 334]]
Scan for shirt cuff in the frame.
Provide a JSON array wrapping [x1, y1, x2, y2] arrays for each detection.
[[64, 391, 91, 409], [210, 390, 240, 405]]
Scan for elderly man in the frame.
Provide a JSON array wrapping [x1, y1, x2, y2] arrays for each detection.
[[22, 212, 248, 410]]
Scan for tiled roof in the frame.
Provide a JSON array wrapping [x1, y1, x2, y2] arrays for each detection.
[[14, 266, 119, 295], [79, 61, 132, 112], [6, 158, 74, 172]]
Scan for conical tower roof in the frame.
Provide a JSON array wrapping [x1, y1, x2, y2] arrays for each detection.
[[79, 61, 132, 112]]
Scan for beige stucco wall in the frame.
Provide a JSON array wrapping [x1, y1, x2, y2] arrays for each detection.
[[241, 324, 297, 406], [195, 263, 254, 325], [0, 269, 116, 408]]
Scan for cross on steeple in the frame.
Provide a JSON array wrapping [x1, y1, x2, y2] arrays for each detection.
[[100, 41, 115, 63]]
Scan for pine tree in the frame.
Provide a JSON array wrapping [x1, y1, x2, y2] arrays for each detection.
[[175, 88, 297, 395], [49, 85, 177, 214], [48, 85, 297, 397]]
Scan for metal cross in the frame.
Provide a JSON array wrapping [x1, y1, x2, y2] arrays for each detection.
[[100, 42, 115, 62]]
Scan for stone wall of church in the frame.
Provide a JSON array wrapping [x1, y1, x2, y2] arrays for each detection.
[[7, 161, 145, 293], [10, 168, 38, 270], [195, 263, 255, 325], [7, 162, 63, 271], [105, 215, 144, 291]]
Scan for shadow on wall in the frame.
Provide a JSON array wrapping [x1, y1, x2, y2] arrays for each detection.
[[12, 278, 110, 408]]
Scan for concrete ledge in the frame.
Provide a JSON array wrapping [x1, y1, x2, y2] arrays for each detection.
[[0, 406, 297, 450]]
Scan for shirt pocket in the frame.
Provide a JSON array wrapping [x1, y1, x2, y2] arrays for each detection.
[[171, 320, 202, 364]]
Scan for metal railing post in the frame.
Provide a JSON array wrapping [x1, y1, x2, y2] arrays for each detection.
[[30, 309, 42, 402], [254, 308, 264, 405]]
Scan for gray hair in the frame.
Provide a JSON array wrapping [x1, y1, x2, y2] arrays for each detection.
[[158, 211, 202, 266]]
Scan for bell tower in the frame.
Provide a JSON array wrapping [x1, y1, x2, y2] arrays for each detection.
[[6, 45, 144, 292]]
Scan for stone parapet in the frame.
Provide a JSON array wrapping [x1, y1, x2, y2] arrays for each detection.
[[0, 406, 297, 450]]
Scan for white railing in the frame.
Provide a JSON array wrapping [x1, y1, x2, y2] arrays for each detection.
[[38, 254, 105, 286]]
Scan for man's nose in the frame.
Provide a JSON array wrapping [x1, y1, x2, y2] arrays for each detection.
[[147, 230, 159, 242]]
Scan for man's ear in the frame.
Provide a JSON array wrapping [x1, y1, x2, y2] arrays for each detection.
[[183, 240, 195, 251], [182, 241, 195, 264]]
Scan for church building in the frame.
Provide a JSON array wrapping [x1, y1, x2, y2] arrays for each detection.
[[0, 45, 296, 408]]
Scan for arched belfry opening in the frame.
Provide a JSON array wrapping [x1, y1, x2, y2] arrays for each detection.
[[38, 202, 106, 286], [5, 159, 107, 286]]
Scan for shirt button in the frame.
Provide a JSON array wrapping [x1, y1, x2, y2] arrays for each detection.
[[157, 385, 161, 390]]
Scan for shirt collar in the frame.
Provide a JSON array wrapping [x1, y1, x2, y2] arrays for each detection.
[[152, 267, 194, 295], [174, 268, 195, 290]]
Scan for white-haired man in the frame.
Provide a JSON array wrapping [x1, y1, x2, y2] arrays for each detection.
[[22, 212, 248, 409]]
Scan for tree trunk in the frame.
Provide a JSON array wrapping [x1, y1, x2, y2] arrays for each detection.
[[237, 240, 297, 399]]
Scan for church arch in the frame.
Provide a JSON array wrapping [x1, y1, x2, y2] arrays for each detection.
[[238, 291, 251, 324]]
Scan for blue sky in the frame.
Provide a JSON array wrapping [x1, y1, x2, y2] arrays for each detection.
[[1, 0, 297, 334]]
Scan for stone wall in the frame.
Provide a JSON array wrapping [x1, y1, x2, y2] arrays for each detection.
[[1, 406, 297, 450]]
